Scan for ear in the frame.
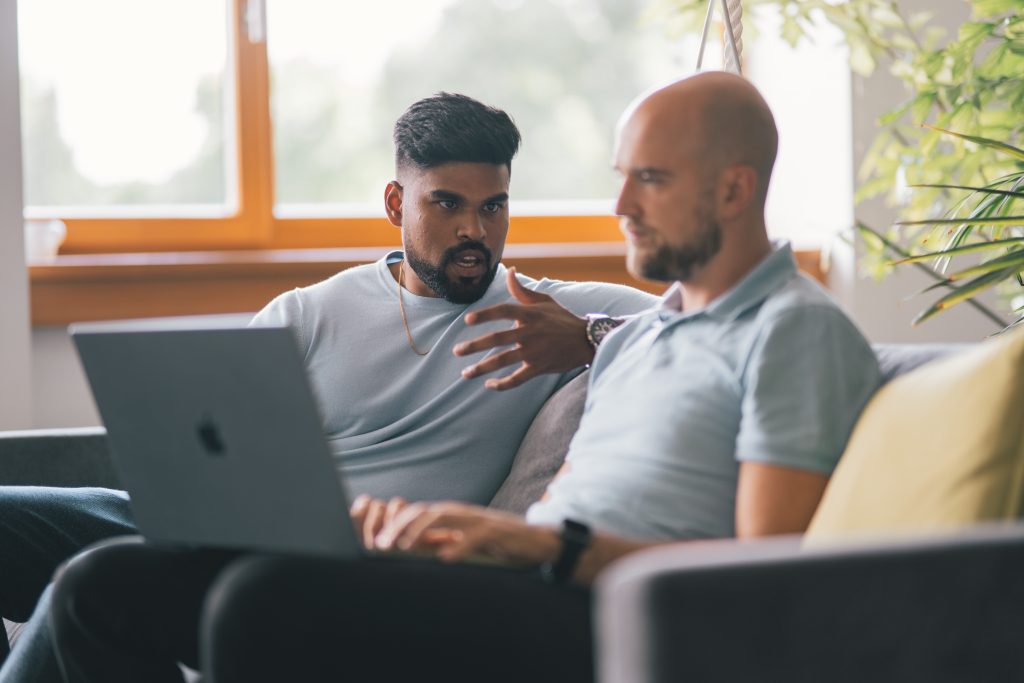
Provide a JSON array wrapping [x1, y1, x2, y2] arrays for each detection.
[[716, 165, 758, 220], [384, 181, 403, 227]]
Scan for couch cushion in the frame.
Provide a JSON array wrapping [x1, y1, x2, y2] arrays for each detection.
[[807, 329, 1024, 541], [488, 371, 589, 515], [0, 428, 117, 488], [872, 343, 968, 384]]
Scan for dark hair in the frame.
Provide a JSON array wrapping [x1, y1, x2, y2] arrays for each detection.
[[393, 92, 521, 172]]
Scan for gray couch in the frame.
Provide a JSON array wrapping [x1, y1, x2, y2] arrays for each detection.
[[0, 344, 968, 667]]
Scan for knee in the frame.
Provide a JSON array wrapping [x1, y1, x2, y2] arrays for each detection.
[[50, 538, 143, 636], [202, 556, 288, 640], [201, 557, 294, 680]]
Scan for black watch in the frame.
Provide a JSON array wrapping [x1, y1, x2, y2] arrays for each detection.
[[540, 519, 592, 585], [585, 314, 625, 350]]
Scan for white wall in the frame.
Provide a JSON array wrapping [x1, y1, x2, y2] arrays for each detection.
[[0, 0, 33, 430], [831, 0, 1001, 343], [32, 327, 100, 427]]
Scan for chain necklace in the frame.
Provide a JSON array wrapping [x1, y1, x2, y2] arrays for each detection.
[[397, 263, 431, 356]]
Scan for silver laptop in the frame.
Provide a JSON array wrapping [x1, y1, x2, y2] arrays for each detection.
[[71, 319, 362, 559]]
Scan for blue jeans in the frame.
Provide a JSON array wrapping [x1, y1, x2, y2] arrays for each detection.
[[0, 487, 135, 682]]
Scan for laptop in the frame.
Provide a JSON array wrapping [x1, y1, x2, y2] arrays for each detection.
[[71, 319, 363, 559]]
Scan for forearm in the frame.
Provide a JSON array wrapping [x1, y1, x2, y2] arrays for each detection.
[[570, 533, 658, 585]]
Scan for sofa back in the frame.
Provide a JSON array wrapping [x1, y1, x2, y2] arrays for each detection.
[[0, 344, 969, 512], [488, 343, 969, 515]]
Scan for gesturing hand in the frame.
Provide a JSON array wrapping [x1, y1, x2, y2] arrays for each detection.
[[454, 267, 594, 391]]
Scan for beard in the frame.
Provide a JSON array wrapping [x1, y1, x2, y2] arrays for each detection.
[[629, 199, 722, 283], [405, 240, 498, 304]]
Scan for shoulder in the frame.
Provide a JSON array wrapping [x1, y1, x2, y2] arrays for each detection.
[[754, 274, 863, 339], [298, 260, 383, 302], [519, 274, 659, 316], [251, 259, 385, 328], [741, 274, 878, 378]]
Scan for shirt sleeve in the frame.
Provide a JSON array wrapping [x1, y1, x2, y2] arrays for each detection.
[[735, 305, 881, 474], [248, 289, 310, 359], [523, 277, 659, 317]]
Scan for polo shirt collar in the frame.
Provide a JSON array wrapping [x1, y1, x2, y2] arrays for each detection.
[[657, 241, 798, 321]]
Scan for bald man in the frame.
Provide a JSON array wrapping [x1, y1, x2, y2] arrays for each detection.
[[49, 74, 881, 683]]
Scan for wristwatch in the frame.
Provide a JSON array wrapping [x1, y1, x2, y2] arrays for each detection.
[[585, 314, 625, 350], [540, 519, 592, 585]]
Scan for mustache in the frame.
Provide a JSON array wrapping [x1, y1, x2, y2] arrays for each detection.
[[441, 241, 494, 268], [619, 217, 651, 233]]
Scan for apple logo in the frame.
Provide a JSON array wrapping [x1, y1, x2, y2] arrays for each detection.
[[196, 414, 227, 456]]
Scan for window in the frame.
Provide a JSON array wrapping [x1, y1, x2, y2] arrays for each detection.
[[18, 0, 849, 254]]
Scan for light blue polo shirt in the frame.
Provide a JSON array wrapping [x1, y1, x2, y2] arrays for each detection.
[[527, 242, 881, 540]]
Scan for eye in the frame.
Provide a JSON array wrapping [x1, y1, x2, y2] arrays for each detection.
[[637, 170, 658, 183], [482, 201, 504, 214], [438, 199, 458, 210]]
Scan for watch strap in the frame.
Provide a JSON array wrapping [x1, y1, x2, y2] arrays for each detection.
[[540, 519, 592, 584]]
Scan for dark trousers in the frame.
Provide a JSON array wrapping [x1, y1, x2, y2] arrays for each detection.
[[0, 487, 135, 675], [50, 538, 594, 683]]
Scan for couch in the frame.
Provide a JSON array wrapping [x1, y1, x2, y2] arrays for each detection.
[[0, 343, 971, 666], [597, 334, 1024, 683]]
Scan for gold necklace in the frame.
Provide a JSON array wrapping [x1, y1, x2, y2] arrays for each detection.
[[398, 263, 430, 356]]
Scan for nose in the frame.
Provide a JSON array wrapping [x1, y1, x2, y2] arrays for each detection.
[[457, 214, 486, 242], [614, 176, 636, 218]]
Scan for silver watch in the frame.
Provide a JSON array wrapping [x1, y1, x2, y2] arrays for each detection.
[[585, 314, 625, 349]]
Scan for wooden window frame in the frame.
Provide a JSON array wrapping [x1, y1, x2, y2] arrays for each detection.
[[28, 0, 825, 325], [53, 0, 622, 255]]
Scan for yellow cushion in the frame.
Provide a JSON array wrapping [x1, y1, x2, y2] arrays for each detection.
[[806, 327, 1024, 542]]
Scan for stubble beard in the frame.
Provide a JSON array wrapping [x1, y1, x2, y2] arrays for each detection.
[[630, 199, 723, 283], [404, 240, 498, 304]]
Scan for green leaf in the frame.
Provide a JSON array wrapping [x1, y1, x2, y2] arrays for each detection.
[[942, 249, 1024, 282], [910, 92, 936, 123], [848, 37, 877, 76], [957, 21, 995, 45], [923, 125, 1024, 162], [780, 15, 804, 47], [896, 215, 1024, 227], [910, 184, 1024, 200], [913, 264, 1024, 325], [973, 0, 1024, 18], [892, 237, 1024, 264]]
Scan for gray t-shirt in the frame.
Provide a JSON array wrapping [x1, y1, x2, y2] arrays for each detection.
[[527, 243, 881, 540], [250, 251, 656, 505]]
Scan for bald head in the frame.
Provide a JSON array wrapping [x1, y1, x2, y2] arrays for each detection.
[[622, 72, 778, 204]]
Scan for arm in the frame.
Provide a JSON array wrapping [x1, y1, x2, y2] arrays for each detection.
[[455, 268, 626, 390], [372, 461, 827, 585], [734, 461, 829, 537]]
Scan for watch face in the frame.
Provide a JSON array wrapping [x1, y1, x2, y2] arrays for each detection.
[[589, 317, 620, 346]]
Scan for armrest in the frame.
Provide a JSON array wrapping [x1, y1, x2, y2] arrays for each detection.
[[595, 526, 1024, 683], [0, 428, 119, 488]]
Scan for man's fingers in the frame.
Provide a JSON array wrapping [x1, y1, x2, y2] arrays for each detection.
[[505, 267, 550, 305], [384, 497, 407, 527], [375, 503, 429, 548], [463, 303, 529, 326], [362, 500, 386, 549], [350, 494, 372, 517], [483, 366, 539, 392], [389, 508, 449, 551], [453, 329, 520, 357], [461, 348, 523, 379]]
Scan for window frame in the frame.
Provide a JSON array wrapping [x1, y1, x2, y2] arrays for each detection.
[[45, 0, 618, 255]]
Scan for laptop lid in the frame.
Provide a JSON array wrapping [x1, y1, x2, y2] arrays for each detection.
[[71, 320, 361, 559]]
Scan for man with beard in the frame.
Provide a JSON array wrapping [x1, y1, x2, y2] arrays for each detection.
[[48, 73, 881, 683], [0, 92, 655, 681]]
